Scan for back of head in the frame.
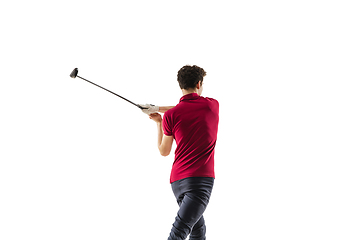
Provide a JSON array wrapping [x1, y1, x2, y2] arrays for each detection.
[[177, 65, 207, 90]]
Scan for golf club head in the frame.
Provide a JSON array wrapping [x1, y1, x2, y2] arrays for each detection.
[[70, 68, 78, 78]]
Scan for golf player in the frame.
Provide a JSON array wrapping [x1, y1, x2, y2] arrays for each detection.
[[141, 65, 219, 240]]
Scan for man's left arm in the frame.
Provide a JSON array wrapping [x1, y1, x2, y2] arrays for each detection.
[[139, 104, 175, 115], [159, 106, 175, 113]]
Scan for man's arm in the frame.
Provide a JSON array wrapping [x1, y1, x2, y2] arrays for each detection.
[[149, 113, 174, 156], [139, 105, 175, 115], [159, 106, 175, 113]]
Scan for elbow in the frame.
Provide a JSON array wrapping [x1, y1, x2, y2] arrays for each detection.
[[160, 150, 170, 157], [159, 147, 170, 157]]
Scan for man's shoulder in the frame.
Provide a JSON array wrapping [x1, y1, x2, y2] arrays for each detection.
[[198, 95, 217, 101], [165, 96, 218, 116], [164, 104, 180, 118], [202, 96, 219, 107]]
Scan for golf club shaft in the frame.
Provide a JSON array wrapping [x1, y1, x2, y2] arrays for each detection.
[[77, 75, 142, 109]]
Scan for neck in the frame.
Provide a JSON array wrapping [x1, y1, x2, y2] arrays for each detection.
[[182, 89, 198, 96]]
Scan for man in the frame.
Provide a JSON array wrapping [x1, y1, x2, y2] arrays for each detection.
[[141, 65, 219, 240]]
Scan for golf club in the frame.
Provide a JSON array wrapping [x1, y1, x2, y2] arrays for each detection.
[[69, 68, 146, 110]]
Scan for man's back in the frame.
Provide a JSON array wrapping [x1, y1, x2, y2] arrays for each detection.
[[163, 93, 219, 183]]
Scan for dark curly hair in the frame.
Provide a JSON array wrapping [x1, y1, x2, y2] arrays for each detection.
[[177, 65, 207, 90]]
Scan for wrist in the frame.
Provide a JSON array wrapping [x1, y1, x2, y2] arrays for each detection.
[[140, 104, 160, 115]]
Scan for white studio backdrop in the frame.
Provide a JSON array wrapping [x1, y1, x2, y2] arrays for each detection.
[[1, 1, 359, 240]]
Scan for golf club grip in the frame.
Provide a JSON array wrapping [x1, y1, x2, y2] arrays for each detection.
[[77, 76, 142, 108]]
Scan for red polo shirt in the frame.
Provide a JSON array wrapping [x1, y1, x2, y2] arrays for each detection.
[[163, 93, 219, 183]]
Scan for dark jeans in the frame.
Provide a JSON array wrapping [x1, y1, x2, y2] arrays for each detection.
[[168, 177, 214, 240]]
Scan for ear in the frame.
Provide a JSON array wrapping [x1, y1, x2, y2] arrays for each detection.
[[196, 81, 202, 89]]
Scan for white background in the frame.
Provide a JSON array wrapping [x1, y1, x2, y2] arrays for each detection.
[[1, 1, 359, 239]]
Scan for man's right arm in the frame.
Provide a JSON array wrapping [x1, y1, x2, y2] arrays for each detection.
[[149, 113, 174, 156]]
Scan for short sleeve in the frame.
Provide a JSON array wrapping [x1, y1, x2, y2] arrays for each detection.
[[162, 111, 173, 136]]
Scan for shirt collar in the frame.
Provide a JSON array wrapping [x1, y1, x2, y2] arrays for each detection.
[[180, 93, 200, 102]]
